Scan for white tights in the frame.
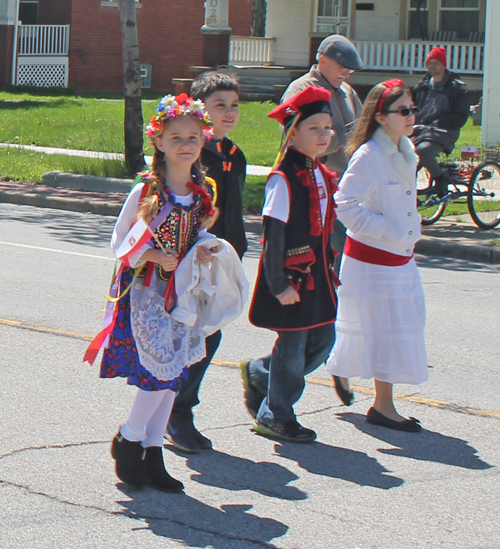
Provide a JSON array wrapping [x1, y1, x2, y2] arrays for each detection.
[[120, 388, 176, 448]]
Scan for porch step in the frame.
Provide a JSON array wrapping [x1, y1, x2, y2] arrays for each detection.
[[220, 65, 308, 103]]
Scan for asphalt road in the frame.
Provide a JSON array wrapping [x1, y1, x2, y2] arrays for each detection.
[[0, 203, 499, 549]]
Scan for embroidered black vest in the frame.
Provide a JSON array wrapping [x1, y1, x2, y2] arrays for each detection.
[[250, 148, 338, 331]]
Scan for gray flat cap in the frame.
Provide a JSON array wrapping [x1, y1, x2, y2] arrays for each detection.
[[317, 34, 363, 71]]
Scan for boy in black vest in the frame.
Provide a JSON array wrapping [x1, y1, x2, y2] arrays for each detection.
[[167, 72, 247, 452], [242, 86, 339, 443]]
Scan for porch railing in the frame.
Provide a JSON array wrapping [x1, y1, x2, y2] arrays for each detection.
[[354, 40, 483, 75], [229, 36, 275, 65], [18, 25, 70, 56]]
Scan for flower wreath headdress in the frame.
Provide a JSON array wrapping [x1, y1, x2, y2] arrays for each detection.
[[146, 93, 214, 140]]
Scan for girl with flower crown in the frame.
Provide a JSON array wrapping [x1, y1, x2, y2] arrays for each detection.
[[325, 80, 428, 432], [87, 93, 247, 492]]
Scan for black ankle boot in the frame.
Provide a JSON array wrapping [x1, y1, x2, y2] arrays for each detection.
[[142, 446, 184, 493], [111, 432, 145, 488]]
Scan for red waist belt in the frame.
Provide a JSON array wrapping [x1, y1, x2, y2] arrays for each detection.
[[344, 236, 412, 266]]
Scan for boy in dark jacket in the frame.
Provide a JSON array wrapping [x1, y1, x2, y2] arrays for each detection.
[[167, 72, 247, 452], [412, 47, 470, 196], [241, 86, 339, 443]]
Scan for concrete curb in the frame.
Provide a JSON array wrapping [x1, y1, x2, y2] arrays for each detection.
[[41, 171, 134, 194], [0, 188, 123, 216], [1, 176, 500, 264], [415, 236, 500, 264]]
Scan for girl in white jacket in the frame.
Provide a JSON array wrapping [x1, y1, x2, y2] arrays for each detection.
[[326, 79, 428, 432]]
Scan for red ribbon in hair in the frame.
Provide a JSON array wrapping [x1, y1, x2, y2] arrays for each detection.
[[376, 78, 409, 113], [186, 181, 215, 216]]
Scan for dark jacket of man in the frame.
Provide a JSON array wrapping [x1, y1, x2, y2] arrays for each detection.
[[412, 70, 470, 153]]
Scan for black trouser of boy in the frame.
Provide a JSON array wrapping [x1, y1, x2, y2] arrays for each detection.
[[170, 330, 222, 423]]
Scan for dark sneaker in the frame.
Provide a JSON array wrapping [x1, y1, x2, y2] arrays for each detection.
[[240, 359, 265, 418], [193, 428, 213, 450], [166, 418, 212, 454], [253, 419, 317, 443]]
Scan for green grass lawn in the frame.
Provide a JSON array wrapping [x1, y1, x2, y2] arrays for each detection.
[[0, 90, 486, 213]]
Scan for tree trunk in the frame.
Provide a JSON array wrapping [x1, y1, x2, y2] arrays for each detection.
[[118, 0, 146, 175]]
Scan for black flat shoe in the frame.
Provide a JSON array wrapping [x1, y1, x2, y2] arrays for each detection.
[[366, 407, 422, 432], [332, 376, 354, 406]]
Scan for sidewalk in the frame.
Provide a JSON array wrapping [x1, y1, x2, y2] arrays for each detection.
[[1, 175, 500, 264]]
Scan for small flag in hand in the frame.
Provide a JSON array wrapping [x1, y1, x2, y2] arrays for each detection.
[[115, 217, 154, 267]]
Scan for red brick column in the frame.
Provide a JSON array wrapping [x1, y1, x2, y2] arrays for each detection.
[[0, 26, 14, 86], [202, 30, 231, 67]]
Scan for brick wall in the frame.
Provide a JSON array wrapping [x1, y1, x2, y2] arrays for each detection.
[[38, 0, 72, 25], [0, 25, 13, 85], [69, 0, 253, 94], [229, 0, 252, 36]]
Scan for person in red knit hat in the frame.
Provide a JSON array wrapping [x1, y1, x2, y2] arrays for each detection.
[[411, 46, 470, 197]]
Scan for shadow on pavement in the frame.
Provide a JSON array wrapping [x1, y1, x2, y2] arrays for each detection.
[[275, 440, 404, 490], [336, 412, 493, 470], [117, 485, 287, 549], [416, 254, 500, 273], [0, 204, 115, 248], [184, 449, 307, 500]]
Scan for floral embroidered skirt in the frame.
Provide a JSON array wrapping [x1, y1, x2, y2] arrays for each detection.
[[100, 268, 192, 391]]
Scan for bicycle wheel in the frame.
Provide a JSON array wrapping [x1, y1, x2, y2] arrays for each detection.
[[468, 160, 500, 229], [416, 168, 446, 225]]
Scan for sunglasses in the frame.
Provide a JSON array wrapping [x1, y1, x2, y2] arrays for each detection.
[[386, 106, 419, 116]]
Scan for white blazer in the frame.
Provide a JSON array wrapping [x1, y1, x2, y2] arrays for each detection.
[[171, 233, 249, 336], [335, 128, 422, 257]]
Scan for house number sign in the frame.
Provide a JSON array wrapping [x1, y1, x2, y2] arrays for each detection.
[[205, 0, 221, 26]]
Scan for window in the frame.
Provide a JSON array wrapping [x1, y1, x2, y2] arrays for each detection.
[[19, 0, 38, 24], [318, 0, 348, 18], [407, 0, 428, 40], [439, 0, 480, 41], [315, 0, 349, 35]]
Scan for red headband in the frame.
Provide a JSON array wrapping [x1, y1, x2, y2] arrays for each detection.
[[376, 79, 409, 113]]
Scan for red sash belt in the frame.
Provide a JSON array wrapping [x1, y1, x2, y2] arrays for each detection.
[[344, 236, 412, 266]]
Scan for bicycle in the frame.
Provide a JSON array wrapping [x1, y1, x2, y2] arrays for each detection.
[[415, 131, 500, 230]]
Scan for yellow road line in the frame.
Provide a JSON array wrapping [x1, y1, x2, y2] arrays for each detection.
[[2, 318, 499, 420], [0, 318, 93, 341], [214, 359, 500, 420]]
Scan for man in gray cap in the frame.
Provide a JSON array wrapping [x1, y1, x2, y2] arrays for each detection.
[[281, 34, 363, 407], [282, 34, 363, 175]]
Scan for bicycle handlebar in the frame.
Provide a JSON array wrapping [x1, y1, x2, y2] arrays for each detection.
[[413, 124, 448, 134]]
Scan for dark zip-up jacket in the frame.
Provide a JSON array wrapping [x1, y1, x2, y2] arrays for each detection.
[[202, 136, 247, 258], [412, 70, 470, 153]]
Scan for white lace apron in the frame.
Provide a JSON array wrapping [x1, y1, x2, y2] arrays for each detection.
[[130, 271, 207, 382]]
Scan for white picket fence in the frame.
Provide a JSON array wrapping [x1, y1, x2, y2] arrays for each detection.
[[18, 25, 70, 56], [354, 40, 484, 75], [229, 36, 275, 65]]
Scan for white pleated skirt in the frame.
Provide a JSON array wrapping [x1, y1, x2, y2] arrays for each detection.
[[326, 255, 428, 385]]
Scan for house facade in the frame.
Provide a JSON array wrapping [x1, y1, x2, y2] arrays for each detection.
[[229, 0, 499, 144], [260, 0, 486, 75], [0, 0, 252, 93]]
